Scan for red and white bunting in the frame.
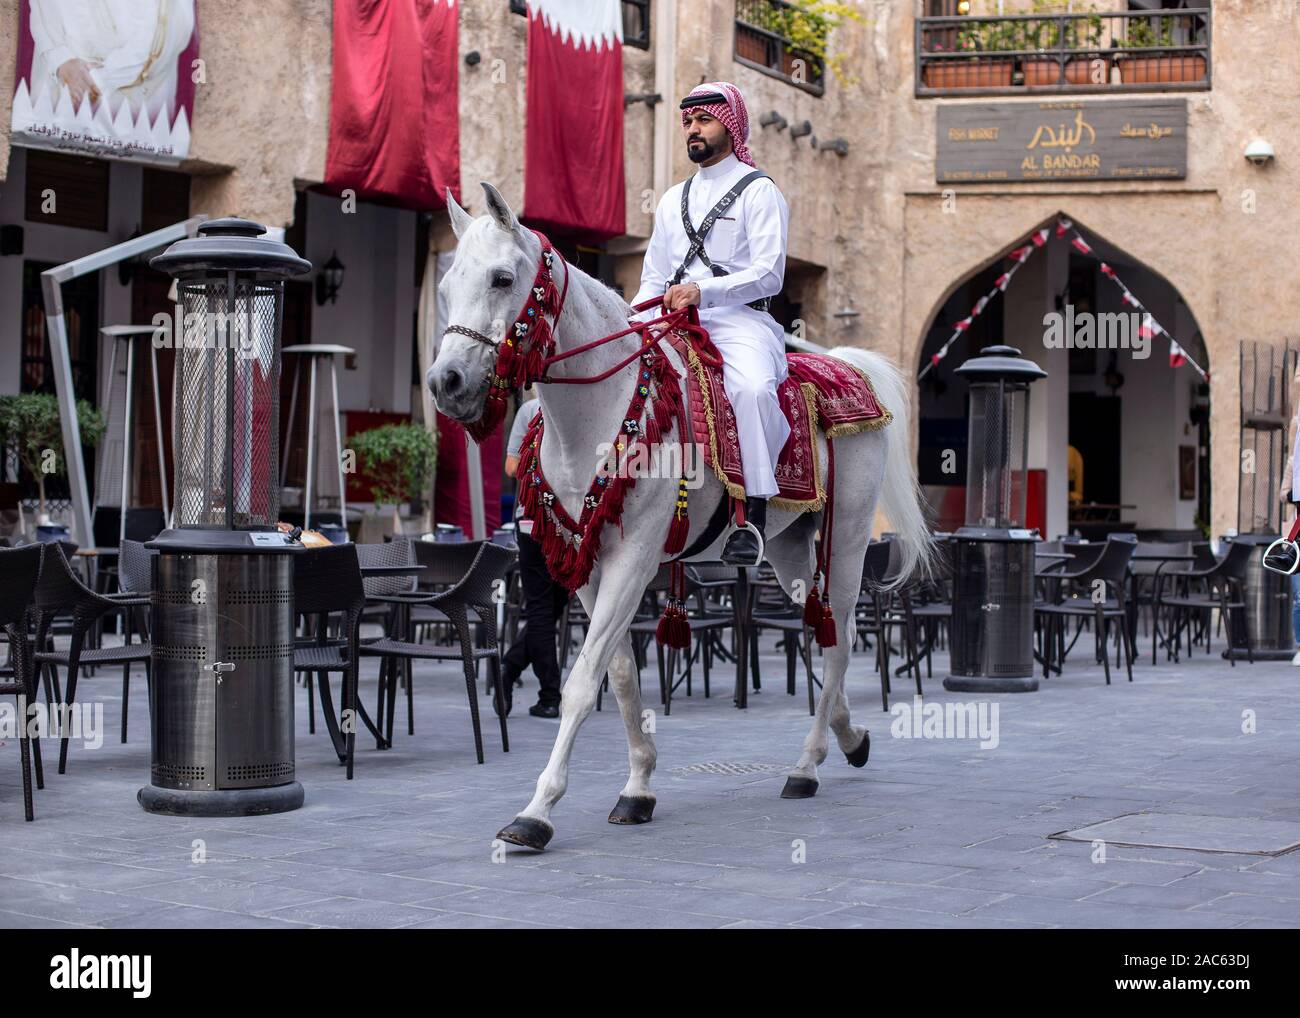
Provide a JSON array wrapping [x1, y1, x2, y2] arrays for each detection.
[[919, 216, 1211, 383]]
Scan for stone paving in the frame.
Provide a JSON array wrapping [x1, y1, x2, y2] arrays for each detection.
[[1, 631, 1299, 929]]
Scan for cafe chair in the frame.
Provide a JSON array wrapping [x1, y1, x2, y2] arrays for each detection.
[[31, 544, 151, 774], [0, 545, 44, 820]]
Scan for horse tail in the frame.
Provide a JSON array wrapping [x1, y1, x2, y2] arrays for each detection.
[[827, 346, 936, 587]]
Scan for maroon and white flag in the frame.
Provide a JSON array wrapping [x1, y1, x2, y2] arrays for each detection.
[[523, 0, 625, 241], [325, 0, 460, 209], [1169, 339, 1188, 368]]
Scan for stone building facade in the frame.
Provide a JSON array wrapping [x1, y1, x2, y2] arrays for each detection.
[[0, 0, 1290, 540]]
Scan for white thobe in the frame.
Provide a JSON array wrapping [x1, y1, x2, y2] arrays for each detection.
[[633, 153, 791, 499]]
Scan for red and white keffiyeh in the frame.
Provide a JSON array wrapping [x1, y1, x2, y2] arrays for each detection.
[[680, 81, 756, 167]]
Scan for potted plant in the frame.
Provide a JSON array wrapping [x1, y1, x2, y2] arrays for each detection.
[[349, 422, 437, 540], [0, 392, 105, 538], [734, 6, 773, 67], [738, 1, 862, 86], [924, 18, 1015, 89], [1115, 13, 1207, 85], [1023, 2, 1107, 87]]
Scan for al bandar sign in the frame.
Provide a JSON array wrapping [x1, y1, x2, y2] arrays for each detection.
[[936, 99, 1187, 184]]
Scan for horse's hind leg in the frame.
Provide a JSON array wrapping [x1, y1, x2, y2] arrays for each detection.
[[496, 556, 654, 851], [767, 444, 881, 799]]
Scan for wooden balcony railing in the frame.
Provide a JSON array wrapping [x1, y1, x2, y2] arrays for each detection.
[[917, 8, 1211, 97]]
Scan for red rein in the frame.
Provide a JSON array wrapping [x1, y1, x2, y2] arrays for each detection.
[[494, 231, 704, 594]]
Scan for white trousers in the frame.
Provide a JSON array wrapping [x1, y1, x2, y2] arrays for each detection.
[[705, 309, 790, 500]]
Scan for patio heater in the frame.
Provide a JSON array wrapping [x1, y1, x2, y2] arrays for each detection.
[[1230, 340, 1296, 660], [139, 219, 311, 816], [944, 345, 1047, 694]]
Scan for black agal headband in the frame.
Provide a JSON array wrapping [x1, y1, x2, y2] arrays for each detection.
[[679, 92, 728, 109]]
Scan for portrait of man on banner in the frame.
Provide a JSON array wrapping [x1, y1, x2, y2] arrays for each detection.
[[11, 0, 200, 162]]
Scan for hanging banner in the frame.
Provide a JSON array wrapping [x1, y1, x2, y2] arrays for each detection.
[[937, 99, 1187, 183], [11, 0, 200, 163], [523, 0, 626, 241], [324, 0, 460, 210]]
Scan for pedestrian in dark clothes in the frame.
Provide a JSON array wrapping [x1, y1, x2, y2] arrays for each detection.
[[501, 396, 567, 717]]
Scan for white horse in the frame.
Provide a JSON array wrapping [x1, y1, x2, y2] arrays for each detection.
[[430, 183, 934, 851]]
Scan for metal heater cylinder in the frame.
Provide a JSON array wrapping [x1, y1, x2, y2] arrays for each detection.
[[140, 218, 310, 817], [944, 344, 1046, 694]]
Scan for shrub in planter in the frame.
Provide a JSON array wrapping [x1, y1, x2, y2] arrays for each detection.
[[1115, 14, 1207, 84], [0, 393, 105, 529], [350, 422, 437, 537]]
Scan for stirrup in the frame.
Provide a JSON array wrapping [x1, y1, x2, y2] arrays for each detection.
[[721, 521, 765, 566], [1262, 537, 1300, 576]]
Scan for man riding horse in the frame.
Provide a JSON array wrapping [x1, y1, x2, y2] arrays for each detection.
[[634, 81, 790, 567]]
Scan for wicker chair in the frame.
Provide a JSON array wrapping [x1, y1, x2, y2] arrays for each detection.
[[0, 545, 44, 820], [1035, 536, 1138, 684], [31, 543, 150, 774], [292, 543, 367, 779], [360, 541, 515, 763]]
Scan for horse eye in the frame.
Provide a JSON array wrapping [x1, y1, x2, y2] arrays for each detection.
[[491, 271, 514, 289]]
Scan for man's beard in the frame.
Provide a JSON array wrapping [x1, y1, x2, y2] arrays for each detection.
[[687, 137, 718, 164]]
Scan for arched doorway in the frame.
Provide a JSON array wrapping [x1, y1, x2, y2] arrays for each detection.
[[916, 214, 1210, 542]]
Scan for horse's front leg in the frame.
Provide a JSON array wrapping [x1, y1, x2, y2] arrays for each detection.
[[601, 631, 658, 825], [496, 554, 657, 851]]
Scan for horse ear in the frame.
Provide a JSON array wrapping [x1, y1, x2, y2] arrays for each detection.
[[446, 188, 473, 239], [480, 182, 520, 235]]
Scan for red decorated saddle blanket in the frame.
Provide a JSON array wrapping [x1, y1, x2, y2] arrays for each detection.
[[671, 339, 892, 511]]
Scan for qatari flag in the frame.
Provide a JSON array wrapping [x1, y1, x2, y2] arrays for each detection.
[[325, 0, 460, 209], [523, 0, 626, 241]]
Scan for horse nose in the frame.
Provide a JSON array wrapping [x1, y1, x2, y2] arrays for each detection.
[[427, 364, 465, 404]]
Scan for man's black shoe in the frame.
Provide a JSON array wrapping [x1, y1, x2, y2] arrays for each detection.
[[720, 526, 762, 566], [529, 702, 560, 719], [720, 496, 767, 566], [493, 679, 513, 717]]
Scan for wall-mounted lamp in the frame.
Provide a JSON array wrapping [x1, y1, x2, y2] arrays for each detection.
[[759, 110, 788, 131], [623, 92, 662, 108], [1244, 138, 1275, 167], [464, 50, 481, 66], [789, 120, 813, 142], [0, 224, 23, 257], [315, 251, 345, 306], [813, 137, 850, 156]]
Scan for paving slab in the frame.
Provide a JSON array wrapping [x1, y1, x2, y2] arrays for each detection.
[[1, 639, 1298, 928]]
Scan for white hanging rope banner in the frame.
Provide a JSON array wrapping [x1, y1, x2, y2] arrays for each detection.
[[918, 217, 1208, 383]]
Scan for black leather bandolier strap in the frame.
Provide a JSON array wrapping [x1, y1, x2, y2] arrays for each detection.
[[669, 170, 773, 314]]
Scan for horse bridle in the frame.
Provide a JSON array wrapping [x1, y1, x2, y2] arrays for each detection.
[[443, 323, 498, 350], [442, 232, 569, 360]]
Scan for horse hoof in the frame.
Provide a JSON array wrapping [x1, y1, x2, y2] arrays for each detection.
[[495, 815, 554, 851], [608, 795, 656, 825], [780, 776, 819, 799], [845, 730, 871, 768]]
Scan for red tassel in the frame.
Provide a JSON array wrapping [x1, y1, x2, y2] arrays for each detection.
[[498, 340, 517, 376], [815, 600, 838, 648], [803, 581, 822, 629], [645, 413, 661, 446], [656, 599, 691, 650], [525, 344, 545, 384], [664, 511, 688, 555]]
